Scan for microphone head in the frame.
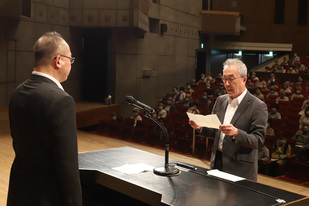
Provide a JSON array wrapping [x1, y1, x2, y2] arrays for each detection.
[[125, 95, 135, 104]]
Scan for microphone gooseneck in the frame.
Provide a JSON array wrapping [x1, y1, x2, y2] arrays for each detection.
[[124, 95, 180, 177]]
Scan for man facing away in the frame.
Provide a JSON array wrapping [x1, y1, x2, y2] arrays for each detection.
[[7, 32, 82, 206], [189, 58, 268, 181]]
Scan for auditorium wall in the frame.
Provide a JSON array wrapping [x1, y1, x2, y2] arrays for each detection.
[[0, 0, 82, 107], [0, 0, 202, 120], [113, 1, 201, 117], [211, 0, 309, 57]]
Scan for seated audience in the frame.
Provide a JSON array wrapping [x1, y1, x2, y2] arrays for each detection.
[[216, 72, 223, 82], [275, 90, 289, 104], [281, 82, 292, 93], [172, 87, 181, 102], [187, 102, 200, 114], [266, 118, 276, 137], [272, 60, 280, 70], [280, 57, 289, 67], [275, 66, 286, 73], [301, 96, 309, 110], [267, 73, 277, 86], [265, 66, 273, 72], [299, 107, 309, 130], [191, 78, 198, 89], [266, 86, 278, 100], [255, 77, 266, 89], [130, 107, 143, 127], [254, 87, 265, 102], [250, 71, 259, 82], [260, 83, 269, 93], [110, 112, 121, 123], [214, 83, 226, 98], [290, 89, 304, 102], [206, 72, 213, 82], [199, 91, 211, 106], [296, 75, 303, 85], [292, 125, 309, 161], [182, 93, 193, 107], [270, 134, 291, 176], [185, 82, 195, 95], [164, 97, 176, 112], [197, 73, 206, 85], [258, 145, 270, 174], [178, 87, 186, 103], [294, 52, 300, 63], [155, 101, 167, 124], [287, 66, 298, 74], [204, 83, 214, 98], [246, 79, 255, 94], [268, 104, 281, 119]]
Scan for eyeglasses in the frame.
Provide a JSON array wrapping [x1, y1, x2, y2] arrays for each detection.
[[54, 55, 75, 64], [223, 76, 243, 83]]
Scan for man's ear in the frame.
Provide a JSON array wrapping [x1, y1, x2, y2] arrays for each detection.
[[243, 76, 248, 83], [53, 55, 61, 69]]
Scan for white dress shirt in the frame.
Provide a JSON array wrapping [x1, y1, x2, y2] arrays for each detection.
[[32, 71, 64, 91], [218, 89, 247, 151]]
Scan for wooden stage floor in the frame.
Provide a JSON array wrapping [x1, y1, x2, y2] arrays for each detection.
[[0, 103, 308, 205]]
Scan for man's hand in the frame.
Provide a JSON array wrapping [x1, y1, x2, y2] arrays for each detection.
[[189, 120, 201, 130], [219, 124, 238, 137]]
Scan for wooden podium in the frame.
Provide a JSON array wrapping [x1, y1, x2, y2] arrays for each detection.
[[79, 147, 308, 206]]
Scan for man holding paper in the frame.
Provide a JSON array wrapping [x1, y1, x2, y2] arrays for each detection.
[[189, 58, 268, 181]]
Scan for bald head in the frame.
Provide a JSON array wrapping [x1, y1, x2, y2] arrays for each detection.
[[33, 31, 68, 68]]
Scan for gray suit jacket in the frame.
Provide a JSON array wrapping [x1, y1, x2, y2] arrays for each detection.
[[201, 91, 268, 181]]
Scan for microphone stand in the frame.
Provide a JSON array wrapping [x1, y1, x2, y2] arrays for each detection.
[[143, 111, 180, 176]]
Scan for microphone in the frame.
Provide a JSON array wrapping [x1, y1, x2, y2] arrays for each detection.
[[125, 96, 155, 114]]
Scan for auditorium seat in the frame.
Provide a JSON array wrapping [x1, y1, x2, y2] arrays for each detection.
[[277, 160, 309, 183], [132, 121, 148, 142], [270, 118, 284, 134], [118, 118, 134, 139], [96, 120, 111, 136], [264, 135, 276, 148]]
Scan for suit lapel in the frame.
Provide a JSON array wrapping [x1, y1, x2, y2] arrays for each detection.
[[217, 97, 229, 124], [230, 92, 250, 125]]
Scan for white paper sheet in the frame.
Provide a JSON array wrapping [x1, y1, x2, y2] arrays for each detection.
[[207, 169, 245, 182], [187, 112, 221, 129], [112, 163, 154, 175]]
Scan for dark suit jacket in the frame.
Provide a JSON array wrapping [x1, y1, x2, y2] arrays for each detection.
[[201, 91, 268, 181], [7, 74, 82, 206]]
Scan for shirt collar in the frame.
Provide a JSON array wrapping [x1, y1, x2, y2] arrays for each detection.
[[228, 89, 247, 106], [32, 71, 64, 91]]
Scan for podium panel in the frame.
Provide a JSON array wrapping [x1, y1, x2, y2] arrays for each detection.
[[79, 147, 308, 206]]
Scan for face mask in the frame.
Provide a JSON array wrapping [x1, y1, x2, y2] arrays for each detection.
[[187, 86, 191, 89], [167, 100, 172, 104], [185, 98, 189, 101], [111, 116, 117, 121], [158, 106, 163, 110], [272, 108, 277, 112], [278, 140, 285, 146]]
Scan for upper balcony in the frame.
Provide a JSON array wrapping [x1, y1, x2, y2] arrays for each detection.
[[200, 10, 246, 35]]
